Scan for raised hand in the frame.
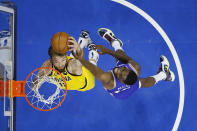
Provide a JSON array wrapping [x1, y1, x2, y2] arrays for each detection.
[[67, 36, 84, 60], [67, 36, 80, 53]]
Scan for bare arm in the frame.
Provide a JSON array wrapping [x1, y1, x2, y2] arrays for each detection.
[[68, 37, 114, 88], [69, 42, 113, 87], [79, 58, 112, 85], [38, 59, 52, 76], [96, 45, 131, 63], [32, 60, 52, 90]]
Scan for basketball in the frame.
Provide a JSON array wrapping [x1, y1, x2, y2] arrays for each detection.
[[51, 32, 71, 54]]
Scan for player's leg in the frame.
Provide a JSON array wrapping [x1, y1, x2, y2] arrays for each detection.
[[78, 30, 92, 49], [78, 30, 99, 65], [98, 28, 140, 73], [140, 55, 175, 88], [98, 28, 123, 51], [88, 43, 99, 65]]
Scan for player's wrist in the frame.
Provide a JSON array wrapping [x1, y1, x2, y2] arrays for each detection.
[[107, 49, 115, 55], [78, 56, 84, 61]]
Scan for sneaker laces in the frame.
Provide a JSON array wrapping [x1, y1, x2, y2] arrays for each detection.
[[80, 30, 90, 38], [88, 43, 97, 51]]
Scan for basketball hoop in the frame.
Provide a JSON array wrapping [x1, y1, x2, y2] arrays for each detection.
[[0, 67, 67, 111]]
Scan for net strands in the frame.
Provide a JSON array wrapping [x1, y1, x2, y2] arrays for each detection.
[[25, 71, 66, 110]]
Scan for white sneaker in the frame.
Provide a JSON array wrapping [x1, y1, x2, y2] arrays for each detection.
[[87, 43, 99, 65], [78, 30, 92, 48], [97, 28, 123, 47], [159, 55, 175, 82], [87, 43, 97, 51]]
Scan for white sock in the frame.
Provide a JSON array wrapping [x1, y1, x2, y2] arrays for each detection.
[[111, 40, 123, 51], [151, 71, 167, 83], [88, 50, 99, 65]]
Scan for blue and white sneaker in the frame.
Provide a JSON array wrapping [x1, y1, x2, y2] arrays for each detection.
[[97, 28, 123, 47], [87, 43, 97, 51], [78, 30, 92, 48], [159, 55, 175, 82], [88, 43, 99, 65]]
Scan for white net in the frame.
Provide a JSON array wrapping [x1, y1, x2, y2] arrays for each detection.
[[25, 68, 66, 111]]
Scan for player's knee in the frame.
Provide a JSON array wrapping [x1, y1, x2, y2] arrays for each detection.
[[139, 79, 147, 88], [135, 63, 141, 76], [115, 49, 125, 54]]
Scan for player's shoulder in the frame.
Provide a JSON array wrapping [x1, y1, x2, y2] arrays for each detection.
[[68, 58, 81, 67], [67, 57, 82, 75], [100, 71, 115, 89], [41, 59, 52, 68]]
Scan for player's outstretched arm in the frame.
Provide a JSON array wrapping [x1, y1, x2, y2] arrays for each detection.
[[68, 37, 113, 86], [32, 60, 52, 90], [96, 45, 141, 75], [79, 58, 112, 84], [72, 46, 112, 86], [96, 45, 131, 63]]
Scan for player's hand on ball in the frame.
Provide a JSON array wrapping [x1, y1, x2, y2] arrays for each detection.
[[96, 45, 110, 55], [67, 36, 84, 59], [67, 36, 80, 53], [72, 47, 84, 60]]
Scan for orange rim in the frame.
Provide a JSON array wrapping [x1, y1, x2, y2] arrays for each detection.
[[24, 67, 67, 111]]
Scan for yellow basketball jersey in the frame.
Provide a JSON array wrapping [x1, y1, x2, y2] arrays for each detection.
[[49, 56, 95, 92]]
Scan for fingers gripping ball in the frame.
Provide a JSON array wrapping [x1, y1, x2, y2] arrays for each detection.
[[51, 32, 71, 54]]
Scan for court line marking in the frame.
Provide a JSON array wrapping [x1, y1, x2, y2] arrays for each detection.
[[111, 0, 185, 130]]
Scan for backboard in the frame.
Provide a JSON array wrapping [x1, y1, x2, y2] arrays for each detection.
[[0, 2, 16, 131]]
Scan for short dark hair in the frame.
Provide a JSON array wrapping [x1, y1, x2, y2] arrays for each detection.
[[48, 46, 66, 58], [124, 70, 138, 85]]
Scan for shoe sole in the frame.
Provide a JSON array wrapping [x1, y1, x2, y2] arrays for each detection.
[[97, 28, 114, 37]]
